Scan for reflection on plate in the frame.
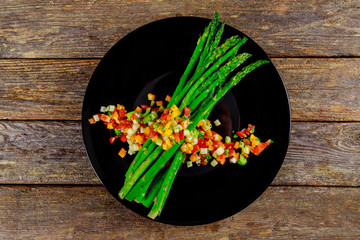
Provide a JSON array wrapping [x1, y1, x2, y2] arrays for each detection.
[[82, 16, 291, 225]]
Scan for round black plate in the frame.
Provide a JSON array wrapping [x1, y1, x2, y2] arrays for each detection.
[[82, 16, 291, 226]]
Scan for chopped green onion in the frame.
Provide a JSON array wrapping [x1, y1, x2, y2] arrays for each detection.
[[237, 155, 247, 165]]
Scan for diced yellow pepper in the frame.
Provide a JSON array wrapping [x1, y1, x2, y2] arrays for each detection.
[[165, 121, 172, 129], [234, 141, 240, 149], [170, 105, 181, 118], [107, 123, 114, 129], [189, 154, 198, 162], [118, 148, 126, 158], [144, 127, 151, 135], [148, 93, 156, 101], [163, 128, 172, 137], [135, 106, 142, 113], [165, 95, 172, 102]]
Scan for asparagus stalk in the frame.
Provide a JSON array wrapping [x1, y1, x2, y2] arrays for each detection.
[[168, 14, 218, 107], [170, 36, 240, 107], [195, 13, 220, 70], [147, 150, 185, 219], [147, 60, 270, 218]]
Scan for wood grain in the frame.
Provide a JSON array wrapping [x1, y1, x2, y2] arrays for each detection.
[[1, 0, 360, 58], [1, 121, 359, 186], [0, 185, 359, 239], [1, 58, 360, 121]]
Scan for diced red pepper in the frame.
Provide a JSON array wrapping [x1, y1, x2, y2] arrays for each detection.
[[109, 136, 118, 144], [212, 140, 222, 149], [247, 124, 255, 133], [191, 144, 199, 153], [118, 108, 126, 118], [183, 106, 191, 118], [149, 131, 158, 139], [131, 113, 138, 121], [224, 142, 235, 148], [253, 139, 272, 155], [99, 114, 111, 123], [141, 104, 151, 110], [179, 130, 184, 141], [120, 134, 127, 142], [236, 130, 246, 138], [163, 108, 169, 115], [160, 113, 168, 121], [217, 154, 226, 165], [198, 138, 206, 148], [174, 132, 181, 143]]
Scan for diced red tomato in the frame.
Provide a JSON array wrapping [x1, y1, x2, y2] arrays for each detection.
[[163, 108, 169, 115]]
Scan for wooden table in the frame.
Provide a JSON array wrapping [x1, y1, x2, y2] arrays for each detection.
[[1, 1, 359, 239]]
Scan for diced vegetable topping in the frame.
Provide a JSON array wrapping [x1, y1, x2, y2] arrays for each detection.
[[89, 96, 272, 166]]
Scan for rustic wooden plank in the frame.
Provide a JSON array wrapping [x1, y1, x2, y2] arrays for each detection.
[[0, 185, 359, 239], [274, 58, 360, 122], [1, 58, 359, 121], [1, 121, 359, 186], [0, 59, 97, 120], [1, 0, 359, 58]]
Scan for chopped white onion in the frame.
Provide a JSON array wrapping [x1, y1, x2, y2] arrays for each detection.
[[100, 106, 106, 113], [200, 148, 208, 155], [108, 105, 115, 112], [93, 114, 99, 122], [215, 147, 224, 155], [230, 157, 238, 164], [214, 119, 221, 126], [187, 161, 193, 168], [211, 159, 218, 167]]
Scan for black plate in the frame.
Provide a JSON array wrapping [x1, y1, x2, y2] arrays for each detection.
[[82, 16, 291, 226]]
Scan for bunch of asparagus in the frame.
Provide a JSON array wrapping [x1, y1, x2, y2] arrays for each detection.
[[118, 12, 269, 219]]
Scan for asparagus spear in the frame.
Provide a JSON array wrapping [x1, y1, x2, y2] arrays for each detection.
[[170, 35, 241, 107], [168, 13, 219, 107], [147, 60, 269, 219]]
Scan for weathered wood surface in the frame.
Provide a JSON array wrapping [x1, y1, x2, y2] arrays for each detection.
[[1, 121, 359, 186], [0, 185, 359, 239], [1, 58, 360, 121], [1, 0, 360, 58]]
